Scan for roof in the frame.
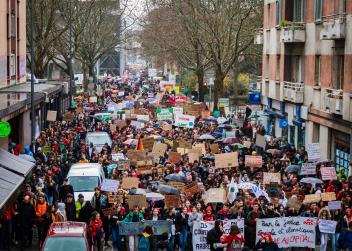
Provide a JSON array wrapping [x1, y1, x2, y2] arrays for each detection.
[[0, 148, 35, 176], [47, 222, 87, 237], [0, 82, 63, 96]]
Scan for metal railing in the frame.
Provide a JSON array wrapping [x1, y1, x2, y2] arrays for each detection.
[[322, 13, 346, 23], [283, 81, 304, 91], [281, 22, 306, 30], [325, 88, 343, 99]]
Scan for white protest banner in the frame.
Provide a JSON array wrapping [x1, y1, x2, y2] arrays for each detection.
[[156, 108, 173, 121], [328, 201, 342, 210], [319, 220, 337, 234], [130, 120, 145, 129], [192, 219, 244, 251], [172, 107, 183, 115], [320, 166, 337, 180], [100, 179, 119, 192], [256, 217, 316, 248], [255, 134, 266, 148], [300, 163, 316, 175], [174, 114, 195, 129], [136, 115, 150, 122], [307, 143, 321, 162]]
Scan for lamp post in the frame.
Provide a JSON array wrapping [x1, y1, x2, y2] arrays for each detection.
[[30, 0, 35, 144], [68, 0, 73, 108]]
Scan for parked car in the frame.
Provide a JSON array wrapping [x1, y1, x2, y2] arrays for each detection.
[[42, 222, 90, 251]]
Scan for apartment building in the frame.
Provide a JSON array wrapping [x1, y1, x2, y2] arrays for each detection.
[[256, 0, 352, 170]]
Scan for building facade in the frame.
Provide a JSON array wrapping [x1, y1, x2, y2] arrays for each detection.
[[256, 0, 352, 170]]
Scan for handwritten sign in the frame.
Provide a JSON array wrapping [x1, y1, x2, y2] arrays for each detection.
[[303, 194, 321, 204], [108, 194, 123, 204], [127, 195, 148, 209], [188, 152, 200, 164], [141, 137, 155, 152], [321, 192, 336, 202], [174, 114, 195, 128], [204, 188, 226, 204], [263, 172, 281, 184], [300, 163, 316, 175], [167, 182, 185, 192], [178, 140, 192, 149], [152, 142, 168, 157], [328, 201, 341, 210], [320, 166, 337, 180], [184, 182, 202, 198], [193, 143, 206, 155], [47, 110, 57, 121], [100, 179, 119, 192], [307, 143, 321, 161], [164, 195, 181, 208], [255, 134, 266, 148], [215, 152, 238, 168], [245, 155, 263, 168], [210, 144, 220, 154], [319, 220, 337, 234], [168, 152, 182, 164], [121, 177, 139, 190]]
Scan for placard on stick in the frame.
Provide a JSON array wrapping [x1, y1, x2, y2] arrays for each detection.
[[255, 134, 266, 148], [184, 182, 202, 198], [204, 188, 226, 204], [121, 177, 140, 190], [320, 167, 337, 180], [101, 179, 120, 192], [300, 163, 316, 175], [128, 195, 148, 209], [152, 142, 168, 157], [47, 110, 57, 122], [303, 194, 321, 204], [245, 155, 263, 168], [321, 192, 336, 202], [215, 152, 238, 168], [263, 172, 281, 184], [167, 181, 185, 192], [141, 137, 155, 152]]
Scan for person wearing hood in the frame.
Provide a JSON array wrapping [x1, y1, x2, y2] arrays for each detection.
[[138, 226, 154, 251], [337, 167, 347, 182], [207, 220, 224, 251], [318, 207, 332, 251], [220, 224, 245, 251], [255, 232, 279, 251], [203, 206, 216, 221], [24, 145, 34, 157]]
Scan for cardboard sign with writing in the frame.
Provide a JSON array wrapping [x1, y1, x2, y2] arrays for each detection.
[[321, 192, 336, 202], [300, 163, 317, 175], [141, 137, 155, 152], [152, 142, 168, 157], [108, 194, 123, 204], [204, 188, 226, 204], [136, 159, 153, 168], [176, 148, 188, 155], [167, 182, 185, 192], [136, 167, 153, 175], [178, 140, 192, 149], [121, 177, 140, 190], [287, 197, 302, 211], [210, 144, 220, 154], [215, 152, 238, 168], [328, 201, 342, 210], [63, 112, 74, 122], [47, 110, 57, 122], [245, 155, 263, 168], [184, 182, 202, 198], [320, 167, 337, 180], [188, 152, 200, 164], [263, 172, 281, 184], [307, 143, 321, 161], [127, 150, 147, 161], [243, 141, 252, 149], [193, 143, 206, 155], [255, 134, 266, 148], [128, 195, 148, 209], [168, 152, 182, 164], [101, 179, 120, 192], [164, 195, 181, 208], [303, 194, 321, 204]]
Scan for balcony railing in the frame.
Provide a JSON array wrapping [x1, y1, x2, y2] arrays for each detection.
[[283, 81, 304, 103], [320, 13, 346, 40], [324, 88, 343, 114], [254, 28, 263, 45], [280, 22, 306, 43]]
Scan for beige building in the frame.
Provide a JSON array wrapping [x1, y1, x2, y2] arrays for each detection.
[[256, 0, 352, 170]]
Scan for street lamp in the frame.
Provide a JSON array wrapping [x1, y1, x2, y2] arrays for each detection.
[[30, 0, 35, 145], [68, 0, 73, 108]]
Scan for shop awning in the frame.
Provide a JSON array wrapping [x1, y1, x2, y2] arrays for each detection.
[[0, 149, 35, 176]]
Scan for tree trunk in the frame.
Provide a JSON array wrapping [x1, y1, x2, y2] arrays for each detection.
[[196, 68, 205, 102], [82, 64, 87, 93], [213, 66, 225, 111]]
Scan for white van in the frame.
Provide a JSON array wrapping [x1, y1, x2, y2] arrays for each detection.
[[85, 132, 112, 153], [66, 163, 105, 201]]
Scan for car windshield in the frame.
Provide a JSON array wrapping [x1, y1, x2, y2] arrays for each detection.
[[44, 237, 87, 251], [68, 176, 99, 192], [86, 135, 110, 145]]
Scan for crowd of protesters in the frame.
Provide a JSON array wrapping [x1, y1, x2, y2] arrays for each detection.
[[0, 75, 352, 251]]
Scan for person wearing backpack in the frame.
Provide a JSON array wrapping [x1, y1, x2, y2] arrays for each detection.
[[138, 226, 154, 251], [338, 221, 352, 250], [206, 220, 224, 251], [220, 225, 245, 251]]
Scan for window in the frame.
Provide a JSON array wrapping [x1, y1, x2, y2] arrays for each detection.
[[315, 55, 321, 86], [335, 55, 344, 90], [294, 0, 304, 22], [275, 0, 281, 26], [291, 56, 302, 83], [9, 54, 16, 76], [266, 55, 270, 79], [315, 0, 322, 21], [267, 4, 271, 28], [276, 55, 280, 80]]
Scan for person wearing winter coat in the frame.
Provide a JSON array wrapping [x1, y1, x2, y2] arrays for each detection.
[[207, 220, 224, 251], [318, 207, 332, 251], [188, 206, 203, 232], [64, 193, 76, 221], [175, 207, 189, 251], [138, 226, 154, 251], [255, 232, 279, 251], [19, 195, 35, 250], [89, 211, 104, 251], [203, 206, 216, 221], [123, 206, 144, 250], [220, 225, 245, 251]]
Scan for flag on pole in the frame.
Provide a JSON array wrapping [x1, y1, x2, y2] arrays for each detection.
[[136, 138, 144, 151], [227, 177, 238, 203]]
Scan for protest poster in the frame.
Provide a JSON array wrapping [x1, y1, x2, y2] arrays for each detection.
[[210, 144, 220, 154], [174, 114, 195, 128], [162, 123, 172, 131], [108, 194, 123, 204], [256, 217, 316, 248], [164, 195, 181, 208], [152, 142, 168, 157], [328, 201, 342, 210], [192, 219, 244, 251], [172, 107, 183, 115], [175, 95, 187, 103], [188, 152, 200, 164], [117, 160, 130, 170], [136, 167, 153, 175], [130, 120, 145, 129], [62, 112, 74, 122], [300, 163, 317, 175], [193, 143, 206, 155], [245, 155, 263, 168], [100, 179, 119, 192], [119, 220, 171, 236], [303, 194, 321, 204], [167, 181, 185, 192], [127, 150, 147, 161], [319, 220, 337, 234], [141, 137, 155, 152], [156, 108, 173, 121], [321, 192, 336, 202], [184, 182, 202, 198], [47, 110, 57, 122], [178, 140, 192, 149], [101, 207, 116, 217], [136, 159, 153, 168], [127, 195, 148, 209], [176, 148, 188, 155], [307, 143, 321, 161], [136, 115, 150, 122], [204, 188, 226, 204], [287, 197, 302, 211], [89, 96, 97, 103], [320, 166, 337, 180], [255, 134, 266, 148], [243, 141, 252, 148], [168, 152, 182, 164], [121, 177, 139, 190], [214, 152, 238, 168], [263, 172, 281, 184], [111, 153, 126, 161]]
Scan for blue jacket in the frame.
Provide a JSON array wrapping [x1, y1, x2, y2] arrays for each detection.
[[338, 230, 352, 249]]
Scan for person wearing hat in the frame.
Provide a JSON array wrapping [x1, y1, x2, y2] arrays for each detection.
[[76, 194, 94, 223], [34, 193, 48, 248], [255, 232, 279, 251], [65, 193, 76, 221], [59, 178, 74, 202]]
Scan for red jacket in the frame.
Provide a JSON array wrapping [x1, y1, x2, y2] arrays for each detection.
[[220, 234, 245, 251], [90, 219, 103, 238]]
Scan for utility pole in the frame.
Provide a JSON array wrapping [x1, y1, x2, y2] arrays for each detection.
[[69, 0, 73, 108], [30, 0, 35, 145]]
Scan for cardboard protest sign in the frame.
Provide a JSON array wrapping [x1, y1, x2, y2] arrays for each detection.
[[188, 152, 200, 164], [204, 188, 226, 204], [130, 120, 145, 129], [176, 148, 188, 155], [63, 112, 74, 122], [321, 192, 336, 202], [119, 220, 171, 236], [127, 195, 148, 209], [192, 219, 244, 251], [47, 110, 57, 122], [320, 167, 337, 180], [117, 160, 130, 170], [214, 152, 238, 168], [263, 172, 281, 184], [245, 155, 263, 168], [255, 134, 266, 148], [89, 96, 97, 103], [164, 195, 181, 208], [287, 197, 302, 211], [328, 201, 342, 210], [136, 167, 153, 175], [101, 179, 120, 192], [136, 159, 153, 168], [303, 194, 321, 204], [319, 220, 337, 234], [243, 141, 252, 148], [168, 152, 182, 164], [156, 108, 173, 121], [136, 115, 150, 121], [152, 142, 168, 157], [141, 137, 155, 152], [307, 143, 321, 161], [127, 150, 147, 161], [193, 143, 206, 155], [167, 182, 185, 192], [210, 144, 220, 154], [174, 114, 195, 128], [300, 163, 316, 175], [108, 194, 123, 204], [256, 217, 316, 248], [184, 182, 202, 198], [178, 140, 192, 149], [121, 177, 140, 190]]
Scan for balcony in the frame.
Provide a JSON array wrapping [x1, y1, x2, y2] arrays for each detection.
[[324, 89, 343, 115], [283, 81, 304, 103], [254, 29, 263, 45], [320, 14, 346, 40], [280, 22, 306, 43]]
